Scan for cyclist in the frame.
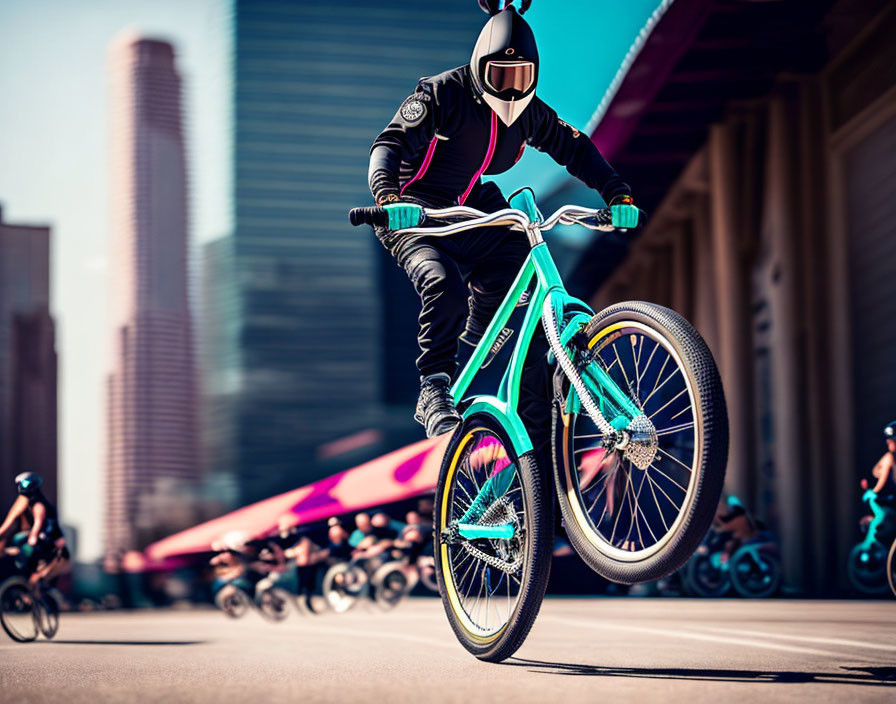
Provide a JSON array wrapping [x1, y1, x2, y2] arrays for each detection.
[[711, 495, 758, 563], [864, 421, 896, 505], [348, 513, 376, 551], [0, 473, 70, 587], [209, 531, 281, 598], [367, 2, 638, 440], [324, 517, 353, 563]]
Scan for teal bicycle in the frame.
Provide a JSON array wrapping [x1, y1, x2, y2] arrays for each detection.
[[350, 190, 728, 661]]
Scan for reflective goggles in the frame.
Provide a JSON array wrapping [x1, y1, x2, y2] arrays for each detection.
[[484, 60, 535, 94]]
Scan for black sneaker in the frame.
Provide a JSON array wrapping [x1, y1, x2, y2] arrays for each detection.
[[414, 373, 461, 438]]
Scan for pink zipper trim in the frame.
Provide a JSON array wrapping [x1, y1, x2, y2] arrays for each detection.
[[459, 111, 498, 206], [400, 136, 439, 196], [514, 142, 526, 164]]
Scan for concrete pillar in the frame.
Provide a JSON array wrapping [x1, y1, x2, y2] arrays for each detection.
[[796, 78, 836, 591], [761, 96, 806, 591], [708, 123, 752, 502], [691, 196, 719, 358], [671, 224, 693, 320]]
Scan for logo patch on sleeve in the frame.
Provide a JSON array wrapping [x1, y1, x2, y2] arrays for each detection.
[[400, 96, 427, 124], [558, 119, 580, 138]]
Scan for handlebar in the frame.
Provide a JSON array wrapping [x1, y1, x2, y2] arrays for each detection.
[[348, 204, 620, 238], [349, 206, 390, 228]]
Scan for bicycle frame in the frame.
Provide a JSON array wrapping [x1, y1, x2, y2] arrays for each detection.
[[410, 194, 642, 541], [860, 492, 894, 550]]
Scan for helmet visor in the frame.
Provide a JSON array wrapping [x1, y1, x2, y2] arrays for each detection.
[[485, 60, 535, 95]]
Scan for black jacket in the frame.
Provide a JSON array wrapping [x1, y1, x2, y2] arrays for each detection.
[[368, 66, 631, 208]]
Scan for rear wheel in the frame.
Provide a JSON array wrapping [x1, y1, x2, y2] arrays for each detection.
[[553, 302, 728, 584], [847, 542, 889, 595], [214, 584, 251, 618], [0, 577, 38, 642], [257, 587, 293, 622], [729, 546, 781, 598], [684, 552, 731, 597], [372, 562, 411, 610], [434, 414, 552, 662], [322, 562, 363, 613]]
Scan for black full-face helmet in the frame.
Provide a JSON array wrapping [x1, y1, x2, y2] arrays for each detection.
[[15, 472, 43, 496], [471, 2, 539, 126]]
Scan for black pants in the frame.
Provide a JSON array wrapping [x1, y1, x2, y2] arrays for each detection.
[[377, 183, 554, 460]]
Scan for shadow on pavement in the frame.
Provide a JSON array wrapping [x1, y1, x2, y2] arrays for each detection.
[[504, 658, 896, 687], [37, 640, 205, 646]]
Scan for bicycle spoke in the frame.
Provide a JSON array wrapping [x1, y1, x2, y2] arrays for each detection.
[[645, 470, 671, 533], [646, 465, 685, 506], [656, 447, 694, 478], [655, 421, 695, 437], [612, 343, 634, 402], [642, 365, 681, 409], [648, 387, 688, 422], [642, 355, 670, 407], [635, 341, 659, 403], [608, 464, 630, 546]]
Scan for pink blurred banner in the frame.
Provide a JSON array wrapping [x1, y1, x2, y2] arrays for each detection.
[[143, 435, 450, 566]]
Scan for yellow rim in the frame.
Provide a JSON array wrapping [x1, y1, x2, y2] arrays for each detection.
[[439, 428, 510, 644], [566, 320, 701, 561]]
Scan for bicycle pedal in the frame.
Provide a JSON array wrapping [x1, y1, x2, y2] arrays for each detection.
[[481, 327, 514, 369]]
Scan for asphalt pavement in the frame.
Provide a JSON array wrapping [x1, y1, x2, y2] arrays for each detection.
[[2, 598, 894, 703]]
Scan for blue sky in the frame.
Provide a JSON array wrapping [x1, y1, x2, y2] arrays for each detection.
[[0, 0, 660, 560]]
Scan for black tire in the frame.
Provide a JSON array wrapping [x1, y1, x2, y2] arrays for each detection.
[[0, 577, 38, 642], [36, 589, 60, 639], [729, 546, 781, 598], [553, 302, 728, 584], [847, 543, 889, 595], [322, 563, 362, 613], [434, 413, 552, 663], [417, 557, 439, 592], [684, 552, 731, 598], [214, 585, 251, 618], [887, 539, 896, 599], [372, 562, 410, 611], [257, 587, 293, 622]]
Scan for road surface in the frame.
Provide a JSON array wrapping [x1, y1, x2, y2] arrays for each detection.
[[2, 598, 894, 703]]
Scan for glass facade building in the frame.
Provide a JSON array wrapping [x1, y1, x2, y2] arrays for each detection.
[[203, 1, 484, 504]]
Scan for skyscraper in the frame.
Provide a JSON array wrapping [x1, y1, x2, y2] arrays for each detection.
[[0, 205, 57, 511], [202, 1, 484, 505], [105, 36, 198, 562]]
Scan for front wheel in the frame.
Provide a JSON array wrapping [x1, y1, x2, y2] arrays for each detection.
[[0, 578, 39, 642], [434, 413, 552, 662], [553, 302, 728, 584], [371, 562, 411, 611], [36, 588, 60, 638], [257, 587, 293, 622]]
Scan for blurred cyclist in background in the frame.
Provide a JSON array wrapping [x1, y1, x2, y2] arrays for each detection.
[[0, 472, 70, 586], [863, 421, 896, 505], [711, 495, 758, 563]]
